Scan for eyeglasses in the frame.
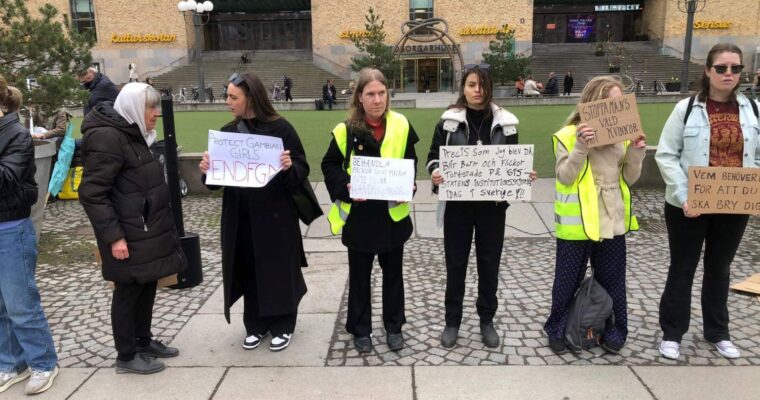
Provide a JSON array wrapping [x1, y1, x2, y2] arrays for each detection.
[[464, 63, 490, 72], [712, 64, 744, 74], [228, 73, 245, 86]]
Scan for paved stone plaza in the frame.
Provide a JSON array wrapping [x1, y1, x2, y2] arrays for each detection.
[[11, 180, 759, 399]]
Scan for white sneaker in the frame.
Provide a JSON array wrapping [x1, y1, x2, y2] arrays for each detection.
[[0, 368, 30, 393], [659, 340, 680, 359], [713, 340, 740, 359], [242, 332, 269, 350], [270, 333, 292, 352], [25, 366, 59, 395]]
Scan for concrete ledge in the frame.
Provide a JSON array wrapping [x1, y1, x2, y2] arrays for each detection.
[[494, 94, 687, 107], [631, 146, 664, 189], [172, 98, 416, 112]]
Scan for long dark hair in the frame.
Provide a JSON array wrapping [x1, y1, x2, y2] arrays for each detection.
[[228, 72, 281, 126], [450, 67, 493, 118], [347, 68, 389, 131], [697, 43, 743, 103]]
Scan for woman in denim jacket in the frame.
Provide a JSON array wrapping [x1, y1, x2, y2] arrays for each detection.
[[655, 43, 760, 360]]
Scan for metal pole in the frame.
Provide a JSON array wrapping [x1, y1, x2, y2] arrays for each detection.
[[194, 13, 206, 103], [680, 0, 697, 94]]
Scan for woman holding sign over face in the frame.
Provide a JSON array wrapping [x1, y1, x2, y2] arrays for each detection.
[[655, 43, 760, 360], [543, 76, 646, 355], [321, 68, 419, 354], [198, 72, 308, 352], [427, 64, 536, 349]]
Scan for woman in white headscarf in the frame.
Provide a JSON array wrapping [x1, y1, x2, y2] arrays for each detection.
[[79, 83, 187, 375]]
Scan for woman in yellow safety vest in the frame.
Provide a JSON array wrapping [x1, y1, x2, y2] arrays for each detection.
[[321, 68, 419, 354], [544, 75, 646, 355]]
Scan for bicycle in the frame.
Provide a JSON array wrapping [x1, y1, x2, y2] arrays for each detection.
[[173, 87, 187, 103], [626, 78, 644, 94]]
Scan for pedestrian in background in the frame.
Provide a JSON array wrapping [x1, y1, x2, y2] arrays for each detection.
[[199, 72, 308, 352], [77, 67, 119, 116], [321, 68, 418, 354], [79, 83, 187, 374], [0, 75, 59, 395], [544, 75, 646, 355], [563, 71, 574, 96], [655, 43, 760, 360]]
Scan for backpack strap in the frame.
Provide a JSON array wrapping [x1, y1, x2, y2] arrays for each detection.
[[750, 99, 759, 120], [683, 95, 696, 125]]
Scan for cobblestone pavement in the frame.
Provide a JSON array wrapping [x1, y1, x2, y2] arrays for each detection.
[[326, 190, 760, 367], [35, 190, 760, 368], [37, 197, 223, 368]]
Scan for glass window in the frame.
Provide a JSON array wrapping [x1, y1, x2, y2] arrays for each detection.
[[70, 0, 96, 36], [409, 0, 433, 21]]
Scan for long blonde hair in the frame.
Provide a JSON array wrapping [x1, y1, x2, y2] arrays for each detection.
[[347, 68, 389, 131], [564, 75, 623, 126]]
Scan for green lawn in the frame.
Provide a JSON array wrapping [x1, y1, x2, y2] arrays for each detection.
[[70, 103, 675, 180]]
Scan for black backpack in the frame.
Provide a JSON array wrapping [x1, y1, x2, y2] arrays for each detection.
[[564, 269, 614, 351]]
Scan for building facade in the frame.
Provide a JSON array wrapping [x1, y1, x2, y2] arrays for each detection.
[[26, 0, 760, 89]]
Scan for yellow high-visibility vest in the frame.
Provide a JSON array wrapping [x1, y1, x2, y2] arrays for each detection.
[[327, 110, 411, 235], [552, 125, 638, 241]]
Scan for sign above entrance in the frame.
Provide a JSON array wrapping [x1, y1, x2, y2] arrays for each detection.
[[111, 33, 177, 44], [392, 44, 461, 55], [595, 4, 641, 12], [458, 25, 513, 36], [694, 21, 732, 29]]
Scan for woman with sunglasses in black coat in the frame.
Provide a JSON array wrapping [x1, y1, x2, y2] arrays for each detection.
[[199, 73, 308, 352], [426, 65, 536, 349]]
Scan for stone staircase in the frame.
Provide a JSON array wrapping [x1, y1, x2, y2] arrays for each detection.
[[151, 50, 352, 102], [529, 42, 704, 93]]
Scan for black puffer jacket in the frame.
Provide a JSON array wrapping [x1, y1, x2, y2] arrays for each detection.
[[0, 112, 37, 221], [79, 103, 186, 284], [83, 73, 119, 116]]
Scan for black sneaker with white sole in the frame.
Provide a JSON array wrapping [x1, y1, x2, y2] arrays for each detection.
[[269, 333, 292, 352], [242, 332, 269, 350]]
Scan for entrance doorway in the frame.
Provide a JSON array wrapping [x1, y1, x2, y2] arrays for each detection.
[[400, 58, 453, 93]]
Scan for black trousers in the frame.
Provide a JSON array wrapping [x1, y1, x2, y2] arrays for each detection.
[[443, 201, 507, 327], [285, 88, 292, 101], [660, 203, 748, 343], [112, 281, 157, 361], [346, 246, 406, 337]]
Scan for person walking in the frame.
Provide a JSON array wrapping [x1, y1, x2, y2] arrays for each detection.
[[563, 71, 574, 96], [0, 76, 59, 395], [655, 43, 760, 360], [79, 83, 187, 374], [543, 75, 646, 355], [77, 67, 119, 116], [321, 68, 418, 354], [199, 72, 308, 352], [128, 61, 139, 82], [323, 79, 337, 110], [283, 75, 293, 102], [427, 64, 535, 348]]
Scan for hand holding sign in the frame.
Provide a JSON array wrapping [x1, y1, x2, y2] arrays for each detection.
[[204, 130, 284, 188], [577, 93, 644, 148]]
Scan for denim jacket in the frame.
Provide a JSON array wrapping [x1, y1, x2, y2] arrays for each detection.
[[655, 93, 760, 208]]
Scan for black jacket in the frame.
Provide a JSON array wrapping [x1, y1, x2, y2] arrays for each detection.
[[0, 112, 37, 222], [83, 73, 119, 116], [206, 118, 308, 322], [79, 103, 186, 284], [546, 76, 559, 95], [564, 74, 574, 91], [323, 84, 336, 100], [321, 116, 419, 252]]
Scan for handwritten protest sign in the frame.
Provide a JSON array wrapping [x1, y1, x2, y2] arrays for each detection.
[[205, 130, 283, 188], [577, 93, 643, 148], [688, 167, 760, 215], [438, 145, 533, 201], [349, 156, 415, 201]]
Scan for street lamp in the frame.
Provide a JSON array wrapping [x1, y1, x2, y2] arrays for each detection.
[[678, 0, 706, 94], [177, 0, 214, 102]]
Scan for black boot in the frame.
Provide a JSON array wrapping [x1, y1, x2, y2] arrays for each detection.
[[480, 323, 500, 348], [440, 326, 459, 348]]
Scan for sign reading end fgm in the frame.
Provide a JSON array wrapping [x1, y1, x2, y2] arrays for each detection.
[[205, 130, 284, 188], [577, 93, 643, 148]]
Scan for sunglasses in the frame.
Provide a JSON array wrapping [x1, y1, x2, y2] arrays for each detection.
[[712, 64, 744, 74], [228, 73, 245, 86], [464, 63, 490, 72]]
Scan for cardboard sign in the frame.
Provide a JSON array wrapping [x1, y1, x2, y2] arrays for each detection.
[[577, 93, 643, 148], [687, 167, 760, 215], [205, 130, 283, 188], [730, 273, 760, 295], [349, 156, 415, 201], [438, 145, 533, 201]]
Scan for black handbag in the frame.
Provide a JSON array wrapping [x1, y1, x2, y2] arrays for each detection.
[[236, 122, 323, 225]]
